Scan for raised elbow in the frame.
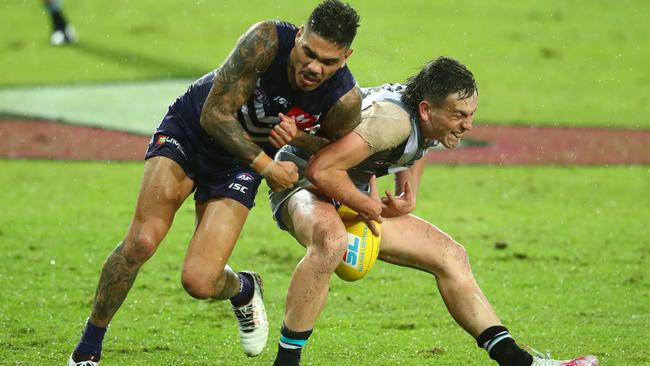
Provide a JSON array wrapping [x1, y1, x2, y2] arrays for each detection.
[[305, 158, 327, 186]]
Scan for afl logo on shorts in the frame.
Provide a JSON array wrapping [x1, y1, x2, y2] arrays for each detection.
[[236, 173, 255, 182]]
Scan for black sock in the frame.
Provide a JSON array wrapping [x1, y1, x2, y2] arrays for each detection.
[[273, 324, 312, 366], [72, 319, 108, 362], [477, 326, 533, 366], [229, 272, 254, 307], [50, 10, 68, 31]]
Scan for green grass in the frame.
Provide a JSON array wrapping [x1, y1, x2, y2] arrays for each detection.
[[1, 0, 649, 127], [1, 161, 648, 365]]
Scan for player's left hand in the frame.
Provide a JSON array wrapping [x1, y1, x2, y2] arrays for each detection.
[[380, 181, 415, 217], [269, 113, 301, 148]]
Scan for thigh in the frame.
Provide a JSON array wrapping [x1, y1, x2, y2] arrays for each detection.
[[378, 214, 465, 276], [183, 197, 250, 273], [283, 189, 347, 250], [125, 156, 194, 249]]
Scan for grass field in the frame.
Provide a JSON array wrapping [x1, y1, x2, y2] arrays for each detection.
[[1, 162, 648, 365], [1, 0, 649, 365]]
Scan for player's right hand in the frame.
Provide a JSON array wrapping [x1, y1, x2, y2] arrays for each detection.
[[265, 160, 299, 192], [341, 176, 383, 236], [269, 113, 300, 148]]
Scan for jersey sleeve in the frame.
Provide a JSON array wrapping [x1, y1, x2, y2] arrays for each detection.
[[353, 101, 412, 154]]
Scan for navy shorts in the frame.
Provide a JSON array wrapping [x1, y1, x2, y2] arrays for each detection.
[[145, 112, 263, 209]]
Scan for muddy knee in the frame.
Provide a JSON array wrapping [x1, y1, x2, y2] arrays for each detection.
[[305, 226, 348, 270], [439, 241, 473, 278]]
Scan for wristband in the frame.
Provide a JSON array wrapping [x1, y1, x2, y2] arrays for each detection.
[[250, 151, 274, 176], [250, 150, 265, 167]]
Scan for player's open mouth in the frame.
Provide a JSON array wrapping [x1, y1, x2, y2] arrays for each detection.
[[301, 72, 319, 86], [445, 132, 462, 147]]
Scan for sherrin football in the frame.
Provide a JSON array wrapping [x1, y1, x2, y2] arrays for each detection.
[[334, 205, 381, 282]]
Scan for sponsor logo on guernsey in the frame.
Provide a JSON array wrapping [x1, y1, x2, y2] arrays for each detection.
[[236, 173, 255, 182], [156, 135, 187, 158], [286, 106, 320, 130], [273, 95, 290, 108], [254, 88, 269, 104]]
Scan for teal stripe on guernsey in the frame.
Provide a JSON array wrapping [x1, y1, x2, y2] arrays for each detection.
[[280, 335, 306, 347]]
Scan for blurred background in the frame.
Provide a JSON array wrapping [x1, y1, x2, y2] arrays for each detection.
[[1, 0, 648, 128]]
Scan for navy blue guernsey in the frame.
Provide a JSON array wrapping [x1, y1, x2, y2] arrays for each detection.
[[168, 21, 356, 161]]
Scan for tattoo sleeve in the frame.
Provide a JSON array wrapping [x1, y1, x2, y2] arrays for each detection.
[[200, 21, 278, 163], [316, 86, 362, 142], [286, 87, 362, 154], [90, 242, 140, 325]]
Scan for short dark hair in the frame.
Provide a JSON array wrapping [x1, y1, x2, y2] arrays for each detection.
[[401, 57, 477, 113], [306, 0, 360, 47]]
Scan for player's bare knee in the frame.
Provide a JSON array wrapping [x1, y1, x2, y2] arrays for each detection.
[[181, 273, 214, 299], [307, 228, 347, 267], [133, 235, 159, 261], [451, 241, 469, 263], [443, 241, 472, 276], [181, 267, 228, 299], [320, 221, 347, 245], [121, 233, 160, 264]]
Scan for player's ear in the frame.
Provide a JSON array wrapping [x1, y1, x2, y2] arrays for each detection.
[[418, 100, 431, 122], [340, 48, 353, 68], [296, 25, 304, 41]]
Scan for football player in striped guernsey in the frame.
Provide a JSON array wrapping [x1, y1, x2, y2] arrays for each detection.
[[268, 57, 598, 366]]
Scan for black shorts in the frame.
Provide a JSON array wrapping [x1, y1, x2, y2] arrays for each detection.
[[145, 112, 263, 209]]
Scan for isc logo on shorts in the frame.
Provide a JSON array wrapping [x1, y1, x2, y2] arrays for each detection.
[[228, 182, 248, 193], [236, 173, 255, 182]]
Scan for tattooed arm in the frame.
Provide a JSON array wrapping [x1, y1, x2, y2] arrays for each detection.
[[316, 86, 362, 142], [200, 21, 298, 190], [269, 86, 362, 154]]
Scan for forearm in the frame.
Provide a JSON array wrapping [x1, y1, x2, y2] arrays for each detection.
[[395, 158, 425, 196], [394, 171, 418, 199], [289, 130, 331, 155], [308, 169, 379, 218], [200, 111, 263, 164], [198, 21, 278, 165]]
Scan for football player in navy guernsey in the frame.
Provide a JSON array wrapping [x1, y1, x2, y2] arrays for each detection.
[[268, 57, 599, 366], [67, 1, 362, 364]]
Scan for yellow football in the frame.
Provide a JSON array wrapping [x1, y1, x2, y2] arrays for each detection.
[[334, 205, 381, 282]]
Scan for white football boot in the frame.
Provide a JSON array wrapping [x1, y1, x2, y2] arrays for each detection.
[[50, 25, 77, 46], [231, 271, 269, 357], [531, 350, 599, 366], [67, 354, 99, 365]]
